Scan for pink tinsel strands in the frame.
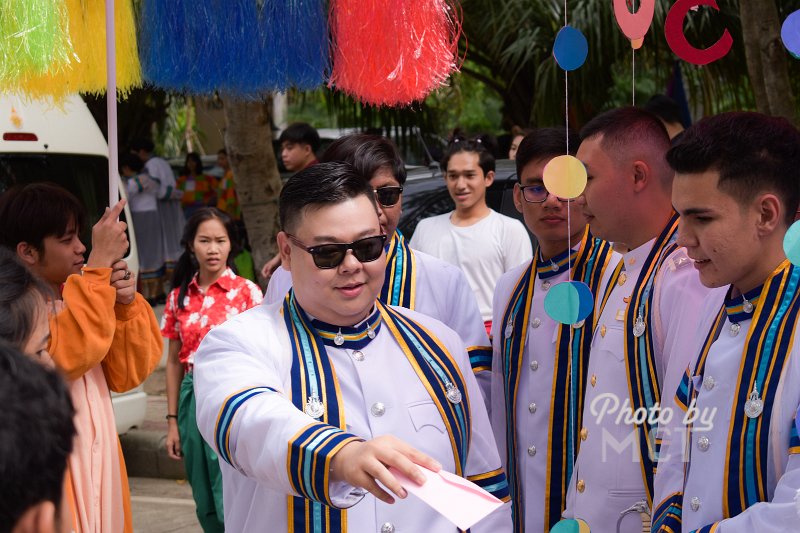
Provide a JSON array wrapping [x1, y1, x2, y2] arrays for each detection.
[[329, 0, 462, 107]]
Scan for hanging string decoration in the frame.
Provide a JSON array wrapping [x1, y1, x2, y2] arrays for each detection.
[[139, 0, 328, 96], [0, 0, 72, 86], [10, 0, 141, 99], [329, 0, 462, 106]]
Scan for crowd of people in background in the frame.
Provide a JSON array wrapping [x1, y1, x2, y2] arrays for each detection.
[[3, 98, 800, 533]]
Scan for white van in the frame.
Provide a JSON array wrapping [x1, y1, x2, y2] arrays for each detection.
[[0, 94, 148, 435]]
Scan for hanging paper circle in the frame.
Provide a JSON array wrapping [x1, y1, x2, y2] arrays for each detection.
[[783, 220, 800, 266], [781, 10, 800, 59], [549, 518, 591, 533], [631, 38, 645, 50], [544, 281, 594, 325], [553, 26, 588, 71], [613, 0, 656, 40], [543, 155, 587, 199]]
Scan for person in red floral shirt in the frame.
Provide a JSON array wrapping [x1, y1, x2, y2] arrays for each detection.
[[160, 207, 263, 532]]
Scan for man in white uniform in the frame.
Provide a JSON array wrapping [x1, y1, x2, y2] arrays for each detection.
[[563, 108, 710, 532], [410, 138, 532, 331], [490, 128, 620, 532], [194, 162, 512, 532], [652, 113, 800, 532], [267, 135, 492, 402]]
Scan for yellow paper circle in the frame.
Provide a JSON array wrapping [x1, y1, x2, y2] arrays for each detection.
[[631, 37, 645, 49], [543, 155, 587, 199]]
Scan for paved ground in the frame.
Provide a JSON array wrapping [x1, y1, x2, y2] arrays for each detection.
[[130, 477, 202, 533]]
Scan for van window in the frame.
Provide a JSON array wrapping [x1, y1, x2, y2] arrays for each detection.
[[0, 154, 128, 257]]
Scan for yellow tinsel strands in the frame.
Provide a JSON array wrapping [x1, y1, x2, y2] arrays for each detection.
[[13, 0, 141, 99], [0, 0, 71, 82]]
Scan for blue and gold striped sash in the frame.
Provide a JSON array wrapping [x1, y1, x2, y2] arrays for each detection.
[[282, 292, 489, 533], [381, 231, 416, 309], [623, 212, 680, 506], [498, 227, 615, 532]]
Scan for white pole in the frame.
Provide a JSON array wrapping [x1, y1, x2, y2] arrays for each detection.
[[105, 0, 119, 207]]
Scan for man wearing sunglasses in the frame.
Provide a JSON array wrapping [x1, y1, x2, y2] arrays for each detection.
[[266, 135, 492, 404], [193, 162, 511, 532], [489, 128, 621, 532]]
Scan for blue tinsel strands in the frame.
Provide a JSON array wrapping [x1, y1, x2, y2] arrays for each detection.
[[138, 0, 328, 96]]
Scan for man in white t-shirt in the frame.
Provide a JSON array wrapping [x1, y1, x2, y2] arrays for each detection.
[[410, 139, 532, 331]]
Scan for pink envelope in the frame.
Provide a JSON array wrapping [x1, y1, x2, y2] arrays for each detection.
[[389, 466, 505, 530]]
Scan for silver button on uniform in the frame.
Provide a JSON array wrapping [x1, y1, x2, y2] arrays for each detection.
[[529, 403, 537, 414], [371, 403, 385, 417], [352, 350, 365, 362], [527, 445, 537, 456], [530, 360, 539, 371], [697, 435, 710, 452], [690, 497, 701, 511], [703, 376, 715, 390], [381, 523, 395, 533], [532, 318, 542, 329]]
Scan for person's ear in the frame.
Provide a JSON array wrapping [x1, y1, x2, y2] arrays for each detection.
[[16, 242, 40, 267], [512, 183, 524, 214], [631, 160, 651, 193], [754, 193, 782, 237], [484, 170, 495, 187], [276, 232, 293, 272], [12, 500, 57, 533]]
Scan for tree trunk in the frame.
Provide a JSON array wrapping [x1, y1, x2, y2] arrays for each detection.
[[739, 0, 798, 125], [222, 97, 282, 288]]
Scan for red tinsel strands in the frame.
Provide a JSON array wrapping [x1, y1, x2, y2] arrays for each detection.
[[329, 0, 463, 106]]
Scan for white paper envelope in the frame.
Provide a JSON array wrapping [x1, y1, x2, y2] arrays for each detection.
[[389, 466, 504, 530]]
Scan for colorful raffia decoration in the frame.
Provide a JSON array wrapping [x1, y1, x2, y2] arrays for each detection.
[[329, 0, 462, 106], [0, 0, 72, 84], [7, 0, 141, 99], [139, 0, 327, 96]]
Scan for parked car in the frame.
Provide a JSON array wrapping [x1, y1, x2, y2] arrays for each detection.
[[398, 158, 536, 248], [0, 94, 147, 435]]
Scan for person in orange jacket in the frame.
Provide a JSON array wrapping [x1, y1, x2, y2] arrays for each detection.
[[0, 183, 163, 533]]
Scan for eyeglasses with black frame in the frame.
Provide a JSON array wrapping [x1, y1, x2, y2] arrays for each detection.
[[518, 183, 574, 204], [287, 234, 387, 269], [374, 186, 403, 207]]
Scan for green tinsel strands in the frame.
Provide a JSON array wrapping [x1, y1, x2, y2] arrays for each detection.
[[0, 0, 72, 85]]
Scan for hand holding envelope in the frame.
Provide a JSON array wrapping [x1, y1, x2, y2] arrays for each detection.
[[389, 466, 505, 530]]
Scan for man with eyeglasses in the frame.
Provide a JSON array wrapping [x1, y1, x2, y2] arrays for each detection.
[[266, 134, 492, 403], [410, 138, 533, 336], [193, 162, 512, 532], [488, 128, 621, 532]]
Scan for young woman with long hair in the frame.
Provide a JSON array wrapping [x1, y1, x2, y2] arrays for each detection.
[[161, 207, 263, 532]]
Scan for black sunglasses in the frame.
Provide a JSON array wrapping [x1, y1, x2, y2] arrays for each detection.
[[287, 234, 387, 269], [518, 183, 573, 203], [374, 186, 403, 207]]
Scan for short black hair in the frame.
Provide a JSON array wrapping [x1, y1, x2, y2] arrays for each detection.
[[130, 137, 155, 153], [182, 152, 204, 176], [0, 247, 52, 350], [580, 106, 671, 156], [321, 134, 407, 185], [440, 138, 496, 176], [279, 162, 377, 233], [644, 95, 685, 127], [0, 341, 75, 532], [0, 183, 87, 251], [667, 112, 800, 226], [279, 123, 321, 153], [119, 152, 144, 173], [515, 127, 579, 178]]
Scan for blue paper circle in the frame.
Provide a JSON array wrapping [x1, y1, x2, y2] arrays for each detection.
[[553, 26, 589, 71], [783, 220, 800, 266], [781, 11, 800, 59], [544, 281, 595, 325]]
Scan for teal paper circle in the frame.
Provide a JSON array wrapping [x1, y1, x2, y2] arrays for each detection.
[[783, 220, 800, 266], [544, 281, 595, 325]]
